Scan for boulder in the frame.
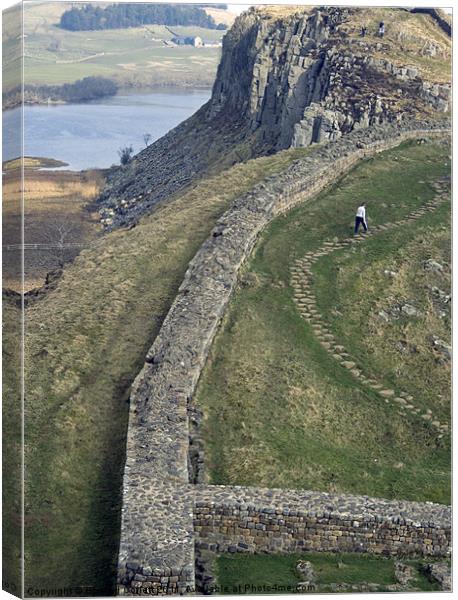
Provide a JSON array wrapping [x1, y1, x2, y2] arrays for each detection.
[[423, 259, 444, 272]]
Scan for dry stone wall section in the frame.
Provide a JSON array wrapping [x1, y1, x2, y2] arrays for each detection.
[[117, 120, 450, 595], [194, 485, 451, 558]]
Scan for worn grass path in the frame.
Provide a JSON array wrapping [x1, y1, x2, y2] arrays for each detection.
[[196, 138, 451, 504]]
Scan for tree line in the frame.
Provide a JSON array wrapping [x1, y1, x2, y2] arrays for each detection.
[[3, 77, 118, 108], [60, 3, 227, 31], [44, 76, 118, 102]]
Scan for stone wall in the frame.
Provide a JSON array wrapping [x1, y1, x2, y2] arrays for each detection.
[[423, 562, 452, 591], [117, 120, 451, 595], [194, 485, 451, 558], [118, 480, 451, 595]]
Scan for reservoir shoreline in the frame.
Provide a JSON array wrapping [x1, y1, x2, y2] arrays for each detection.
[[3, 82, 213, 111], [2, 88, 211, 171]]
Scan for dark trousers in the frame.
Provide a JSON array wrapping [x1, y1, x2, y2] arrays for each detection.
[[354, 216, 367, 234]]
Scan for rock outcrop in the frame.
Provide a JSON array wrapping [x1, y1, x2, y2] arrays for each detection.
[[210, 6, 450, 150], [97, 6, 451, 230], [423, 562, 452, 591]]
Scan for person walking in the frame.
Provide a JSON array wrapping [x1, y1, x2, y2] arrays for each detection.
[[354, 202, 368, 234], [378, 21, 385, 37]]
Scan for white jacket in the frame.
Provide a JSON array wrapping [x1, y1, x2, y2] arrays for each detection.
[[356, 206, 366, 223]]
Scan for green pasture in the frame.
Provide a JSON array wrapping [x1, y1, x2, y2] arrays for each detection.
[[195, 138, 451, 504]]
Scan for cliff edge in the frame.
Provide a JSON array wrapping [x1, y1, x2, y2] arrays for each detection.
[[97, 6, 451, 229]]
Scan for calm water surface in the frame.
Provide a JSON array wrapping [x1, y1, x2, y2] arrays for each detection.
[[3, 89, 210, 171]]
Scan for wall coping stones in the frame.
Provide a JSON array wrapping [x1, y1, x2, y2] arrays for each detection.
[[193, 485, 451, 529], [117, 119, 451, 594]]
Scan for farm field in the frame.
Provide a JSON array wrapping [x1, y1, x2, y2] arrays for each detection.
[[5, 2, 228, 90], [195, 138, 451, 505], [4, 5, 448, 93]]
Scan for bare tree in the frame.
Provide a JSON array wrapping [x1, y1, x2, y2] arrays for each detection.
[[42, 218, 82, 268], [143, 133, 152, 148]]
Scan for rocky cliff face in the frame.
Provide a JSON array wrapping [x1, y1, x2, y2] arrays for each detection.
[[209, 6, 450, 149], [98, 6, 450, 229]]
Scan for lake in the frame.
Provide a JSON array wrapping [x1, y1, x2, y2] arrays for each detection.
[[2, 89, 210, 171]]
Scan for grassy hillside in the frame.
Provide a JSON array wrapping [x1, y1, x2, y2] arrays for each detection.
[[2, 4, 22, 92], [18, 2, 226, 90], [195, 138, 451, 504], [312, 201, 451, 427], [343, 8, 451, 82], [13, 148, 310, 593], [2, 294, 22, 596]]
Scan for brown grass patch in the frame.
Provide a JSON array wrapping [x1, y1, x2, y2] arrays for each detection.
[[2, 167, 104, 290]]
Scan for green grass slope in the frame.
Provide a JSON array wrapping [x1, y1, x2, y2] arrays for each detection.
[[2, 294, 22, 596], [195, 138, 451, 504]]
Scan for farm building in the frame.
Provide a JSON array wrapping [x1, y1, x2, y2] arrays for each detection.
[[171, 35, 203, 47]]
